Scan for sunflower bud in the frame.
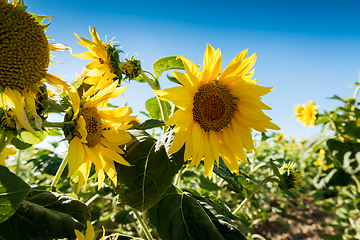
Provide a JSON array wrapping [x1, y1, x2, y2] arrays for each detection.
[[277, 162, 304, 190], [121, 56, 142, 80]]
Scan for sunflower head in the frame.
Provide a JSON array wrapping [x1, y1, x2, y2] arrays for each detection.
[[277, 162, 304, 190], [120, 55, 142, 80], [0, 1, 49, 91], [154, 44, 280, 176], [293, 101, 318, 128]]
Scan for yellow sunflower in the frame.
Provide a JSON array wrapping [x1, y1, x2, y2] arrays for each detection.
[[154, 44, 280, 176], [57, 77, 135, 192], [274, 132, 284, 141], [293, 100, 318, 127], [0, 0, 70, 134], [72, 27, 121, 97]]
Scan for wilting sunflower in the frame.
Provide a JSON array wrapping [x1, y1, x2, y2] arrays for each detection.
[[59, 77, 135, 192], [154, 44, 280, 176], [293, 100, 318, 127], [0, 0, 70, 134], [72, 27, 122, 97]]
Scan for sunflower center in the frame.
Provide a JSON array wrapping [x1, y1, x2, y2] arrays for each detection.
[[0, 2, 49, 91], [77, 107, 102, 148], [192, 82, 236, 132]]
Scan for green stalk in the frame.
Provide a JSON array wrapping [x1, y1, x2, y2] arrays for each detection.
[[232, 176, 278, 215], [131, 208, 153, 240], [41, 120, 73, 129], [15, 151, 21, 176], [141, 71, 169, 129], [51, 154, 68, 188]]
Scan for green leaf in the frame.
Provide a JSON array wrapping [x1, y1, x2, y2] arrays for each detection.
[[148, 185, 247, 240], [0, 189, 91, 240], [145, 97, 172, 120], [0, 165, 31, 223], [213, 157, 254, 197], [152, 56, 184, 79], [113, 210, 136, 224], [11, 130, 48, 150], [300, 133, 328, 162], [199, 175, 221, 191], [329, 95, 354, 104], [135, 118, 165, 130], [327, 139, 360, 175], [114, 129, 184, 211], [313, 168, 353, 189]]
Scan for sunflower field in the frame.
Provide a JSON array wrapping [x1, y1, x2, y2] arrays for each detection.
[[0, 1, 360, 239]]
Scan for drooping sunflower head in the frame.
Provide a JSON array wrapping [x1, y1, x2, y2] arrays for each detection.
[[0, 0, 49, 91], [293, 100, 318, 127]]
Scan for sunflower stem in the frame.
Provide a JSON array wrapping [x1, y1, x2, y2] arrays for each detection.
[[141, 71, 157, 90], [232, 175, 277, 215], [140, 71, 169, 129], [42, 120, 73, 129], [51, 154, 68, 188], [131, 208, 153, 240]]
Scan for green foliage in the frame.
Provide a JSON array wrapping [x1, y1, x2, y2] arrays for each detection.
[[148, 185, 247, 240], [134, 118, 165, 130], [144, 97, 172, 120], [114, 129, 184, 212], [152, 56, 185, 79], [0, 189, 90, 240], [0, 166, 31, 223], [213, 157, 255, 197], [11, 130, 48, 150]]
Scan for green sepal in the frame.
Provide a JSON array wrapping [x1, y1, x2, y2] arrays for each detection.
[[29, 13, 52, 30]]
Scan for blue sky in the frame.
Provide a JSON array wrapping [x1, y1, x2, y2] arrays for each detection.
[[27, 0, 360, 141]]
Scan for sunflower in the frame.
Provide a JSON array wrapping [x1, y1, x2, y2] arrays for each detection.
[[58, 77, 135, 192], [0, 0, 70, 134], [154, 44, 280, 176], [72, 27, 122, 97], [293, 100, 318, 127]]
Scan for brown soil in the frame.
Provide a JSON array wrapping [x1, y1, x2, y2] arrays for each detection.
[[252, 196, 338, 240]]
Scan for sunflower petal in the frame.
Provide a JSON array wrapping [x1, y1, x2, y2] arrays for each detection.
[[67, 137, 85, 177]]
